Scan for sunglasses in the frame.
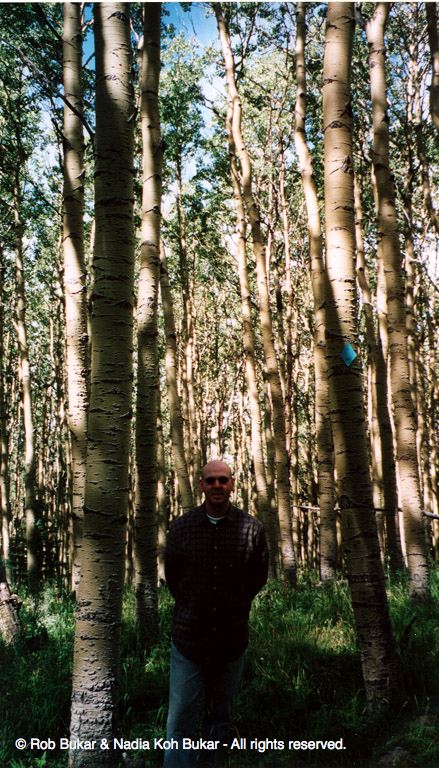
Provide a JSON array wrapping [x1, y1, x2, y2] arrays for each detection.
[[204, 476, 231, 485]]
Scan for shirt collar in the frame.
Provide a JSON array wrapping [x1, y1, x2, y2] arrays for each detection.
[[195, 503, 237, 524]]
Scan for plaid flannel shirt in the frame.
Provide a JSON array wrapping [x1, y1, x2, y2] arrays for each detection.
[[165, 504, 269, 663]]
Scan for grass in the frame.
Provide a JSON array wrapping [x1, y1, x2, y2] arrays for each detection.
[[1, 568, 439, 767], [0, 588, 74, 768]]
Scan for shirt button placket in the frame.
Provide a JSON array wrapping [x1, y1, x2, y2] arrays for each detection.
[[212, 525, 218, 628]]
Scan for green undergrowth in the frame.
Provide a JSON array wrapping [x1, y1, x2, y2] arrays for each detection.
[[1, 568, 439, 767]]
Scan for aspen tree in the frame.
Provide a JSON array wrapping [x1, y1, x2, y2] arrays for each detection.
[[366, 3, 429, 596], [159, 244, 194, 513], [405, 14, 439, 237], [69, 5, 135, 764], [14, 172, 39, 592], [160, 42, 204, 498], [0, 555, 20, 645], [1, 59, 39, 587], [277, 131, 294, 460], [63, 2, 88, 594], [294, 2, 337, 580], [214, 2, 296, 584], [402, 175, 425, 494], [354, 174, 403, 572], [176, 159, 201, 499], [323, 2, 399, 705], [156, 386, 168, 582], [225, 82, 278, 576], [134, 1, 162, 648], [426, 1, 439, 130], [0, 246, 11, 580], [426, 300, 439, 537]]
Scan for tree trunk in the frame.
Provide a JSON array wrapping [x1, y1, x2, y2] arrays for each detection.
[[63, 1, 88, 595], [354, 173, 403, 572], [225, 98, 278, 576], [323, 2, 399, 706], [134, 1, 162, 649], [426, 300, 439, 528], [406, 27, 439, 235], [295, 1, 337, 581], [367, 2, 429, 597], [175, 158, 202, 500], [214, 1, 296, 585], [14, 176, 39, 592], [0, 556, 21, 646], [156, 385, 168, 583], [0, 246, 11, 582], [277, 132, 294, 460], [159, 244, 194, 514], [69, 5, 135, 765], [426, 1, 439, 131]]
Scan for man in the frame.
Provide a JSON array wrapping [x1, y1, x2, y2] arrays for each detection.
[[164, 460, 269, 768]]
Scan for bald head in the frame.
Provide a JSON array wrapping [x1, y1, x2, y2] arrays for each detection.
[[201, 460, 232, 480]]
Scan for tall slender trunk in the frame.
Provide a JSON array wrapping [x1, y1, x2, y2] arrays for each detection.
[[407, 29, 439, 235], [354, 176, 384, 553], [426, 300, 438, 526], [175, 157, 190, 438], [225, 100, 278, 576], [134, 1, 162, 648], [13, 176, 39, 592], [367, 3, 429, 596], [69, 6, 135, 765], [214, 2, 295, 584], [277, 131, 294, 460], [402, 176, 423, 478], [426, 2, 439, 130], [63, 2, 88, 594], [156, 385, 168, 583], [323, 2, 399, 705], [294, 2, 336, 581], [354, 174, 403, 572], [0, 246, 11, 581], [176, 159, 201, 499], [236, 382, 249, 514], [159, 244, 194, 513]]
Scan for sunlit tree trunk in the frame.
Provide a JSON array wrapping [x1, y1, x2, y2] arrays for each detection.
[[134, 1, 162, 648], [0, 555, 20, 646], [355, 183, 383, 557], [69, 5, 135, 765], [367, 2, 429, 597], [175, 158, 201, 500], [354, 174, 403, 572], [0, 246, 11, 581], [323, 2, 399, 705], [401, 170, 425, 489], [63, 1, 88, 594], [406, 25, 439, 235], [426, 1, 439, 131], [425, 299, 439, 553], [277, 130, 293, 460], [295, 2, 336, 581], [159, 244, 194, 514], [223, 77, 278, 574], [14, 174, 39, 592], [214, 1, 295, 584]]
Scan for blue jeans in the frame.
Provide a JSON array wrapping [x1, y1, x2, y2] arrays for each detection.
[[163, 642, 244, 768]]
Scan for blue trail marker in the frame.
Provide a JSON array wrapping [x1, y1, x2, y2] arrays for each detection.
[[339, 342, 357, 367]]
